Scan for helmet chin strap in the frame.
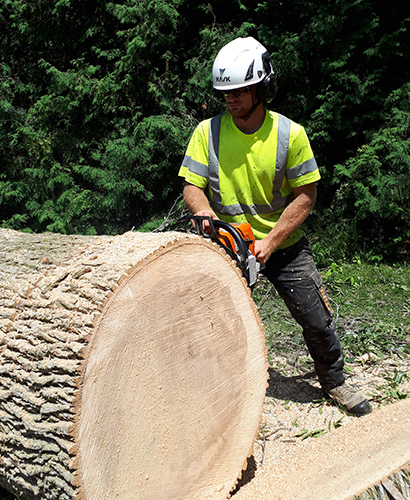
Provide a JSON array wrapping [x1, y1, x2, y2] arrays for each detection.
[[238, 97, 262, 122]]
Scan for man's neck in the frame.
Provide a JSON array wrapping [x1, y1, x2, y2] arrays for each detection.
[[233, 105, 266, 134]]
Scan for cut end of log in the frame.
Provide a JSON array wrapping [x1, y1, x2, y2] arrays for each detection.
[[74, 235, 268, 500]]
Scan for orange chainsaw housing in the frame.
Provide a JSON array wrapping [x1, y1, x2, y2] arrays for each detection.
[[185, 215, 260, 287], [217, 222, 256, 256]]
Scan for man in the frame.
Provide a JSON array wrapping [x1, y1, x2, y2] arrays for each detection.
[[178, 37, 371, 416]]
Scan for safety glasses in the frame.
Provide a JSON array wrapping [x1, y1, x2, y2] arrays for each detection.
[[221, 86, 251, 98]]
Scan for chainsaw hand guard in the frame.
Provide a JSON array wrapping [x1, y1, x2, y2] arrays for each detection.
[[185, 215, 259, 287]]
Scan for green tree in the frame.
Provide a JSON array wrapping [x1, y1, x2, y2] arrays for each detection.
[[0, 0, 409, 260], [256, 0, 410, 259], [0, 0, 256, 233], [330, 83, 410, 260]]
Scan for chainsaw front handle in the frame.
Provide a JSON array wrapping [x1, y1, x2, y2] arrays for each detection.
[[185, 215, 251, 282]]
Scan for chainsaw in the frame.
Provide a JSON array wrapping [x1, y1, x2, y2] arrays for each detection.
[[185, 215, 260, 287]]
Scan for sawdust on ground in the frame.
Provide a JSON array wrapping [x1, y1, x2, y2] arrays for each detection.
[[231, 353, 410, 500]]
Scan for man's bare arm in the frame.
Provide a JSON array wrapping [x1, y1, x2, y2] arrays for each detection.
[[255, 183, 317, 264], [183, 183, 219, 220]]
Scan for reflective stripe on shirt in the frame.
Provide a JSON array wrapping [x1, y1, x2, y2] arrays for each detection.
[[182, 155, 208, 178], [208, 113, 294, 216]]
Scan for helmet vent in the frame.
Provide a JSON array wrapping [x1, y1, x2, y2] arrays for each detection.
[[244, 60, 255, 81]]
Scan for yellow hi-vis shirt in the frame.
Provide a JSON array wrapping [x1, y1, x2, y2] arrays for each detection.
[[178, 110, 321, 249]]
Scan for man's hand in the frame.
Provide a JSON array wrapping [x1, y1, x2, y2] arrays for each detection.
[[188, 210, 219, 231], [254, 239, 273, 265], [194, 210, 219, 220]]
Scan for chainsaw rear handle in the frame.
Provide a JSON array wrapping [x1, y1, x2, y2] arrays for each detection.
[[185, 215, 249, 265]]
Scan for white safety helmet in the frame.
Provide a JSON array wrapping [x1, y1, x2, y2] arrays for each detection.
[[212, 36, 274, 92]]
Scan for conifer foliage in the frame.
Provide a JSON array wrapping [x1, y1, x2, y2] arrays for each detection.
[[0, 0, 409, 259]]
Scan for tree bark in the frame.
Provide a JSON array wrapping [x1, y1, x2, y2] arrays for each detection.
[[0, 228, 267, 500]]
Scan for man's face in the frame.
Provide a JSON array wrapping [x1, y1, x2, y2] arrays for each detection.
[[223, 85, 255, 118]]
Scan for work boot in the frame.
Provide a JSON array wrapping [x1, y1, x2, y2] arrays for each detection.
[[326, 383, 372, 417]]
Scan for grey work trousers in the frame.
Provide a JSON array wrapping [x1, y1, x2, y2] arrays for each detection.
[[261, 236, 345, 392]]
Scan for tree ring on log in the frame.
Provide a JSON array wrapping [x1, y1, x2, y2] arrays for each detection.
[[75, 238, 267, 500]]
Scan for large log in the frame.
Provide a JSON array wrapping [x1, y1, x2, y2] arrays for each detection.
[[0, 228, 267, 500]]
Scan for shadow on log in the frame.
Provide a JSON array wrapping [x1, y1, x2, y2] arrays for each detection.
[[0, 229, 268, 500]]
